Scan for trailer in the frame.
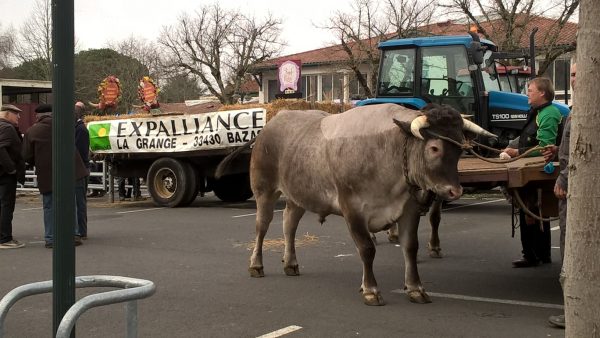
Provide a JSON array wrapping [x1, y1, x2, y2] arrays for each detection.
[[87, 107, 266, 207], [458, 156, 559, 226]]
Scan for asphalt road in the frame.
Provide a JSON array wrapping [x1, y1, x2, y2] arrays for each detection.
[[0, 192, 566, 338]]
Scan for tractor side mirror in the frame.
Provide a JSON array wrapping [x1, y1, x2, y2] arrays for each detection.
[[468, 32, 484, 66], [470, 41, 484, 65]]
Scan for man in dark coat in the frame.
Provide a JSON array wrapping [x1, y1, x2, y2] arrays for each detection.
[[0, 104, 26, 249], [22, 103, 88, 248], [74, 102, 90, 239]]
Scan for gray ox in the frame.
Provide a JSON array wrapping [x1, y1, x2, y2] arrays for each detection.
[[216, 103, 494, 305]]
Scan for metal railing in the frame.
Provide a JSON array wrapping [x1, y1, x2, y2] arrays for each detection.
[[18, 161, 108, 194], [0, 275, 156, 338], [17, 161, 146, 198]]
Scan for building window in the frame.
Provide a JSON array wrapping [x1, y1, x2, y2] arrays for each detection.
[[302, 75, 318, 101], [349, 73, 367, 99], [320, 73, 343, 102], [542, 58, 572, 103], [267, 79, 278, 102]]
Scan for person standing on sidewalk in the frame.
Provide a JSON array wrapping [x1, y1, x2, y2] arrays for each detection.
[[0, 104, 26, 249], [542, 62, 577, 329], [74, 102, 90, 239], [22, 103, 87, 248]]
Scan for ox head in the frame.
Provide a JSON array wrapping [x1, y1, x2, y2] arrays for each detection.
[[393, 104, 496, 201]]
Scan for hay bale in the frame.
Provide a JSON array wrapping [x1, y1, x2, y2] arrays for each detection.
[[84, 99, 353, 124], [219, 99, 352, 121]]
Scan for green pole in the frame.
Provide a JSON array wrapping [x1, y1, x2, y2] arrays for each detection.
[[51, 0, 76, 336]]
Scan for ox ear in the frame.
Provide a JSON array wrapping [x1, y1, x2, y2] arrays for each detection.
[[393, 118, 412, 135]]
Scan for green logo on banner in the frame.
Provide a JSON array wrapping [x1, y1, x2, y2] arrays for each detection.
[[88, 123, 112, 150]]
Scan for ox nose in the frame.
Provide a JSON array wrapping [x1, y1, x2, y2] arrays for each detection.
[[444, 185, 463, 201]]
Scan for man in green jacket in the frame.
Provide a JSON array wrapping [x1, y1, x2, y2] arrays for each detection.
[[504, 77, 562, 268]]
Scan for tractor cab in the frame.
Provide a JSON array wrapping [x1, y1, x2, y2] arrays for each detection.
[[358, 34, 569, 148]]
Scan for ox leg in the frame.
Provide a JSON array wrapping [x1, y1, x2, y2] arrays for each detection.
[[427, 199, 443, 258], [282, 201, 305, 276], [344, 214, 384, 306], [387, 222, 400, 243], [249, 192, 280, 278], [398, 210, 432, 304]]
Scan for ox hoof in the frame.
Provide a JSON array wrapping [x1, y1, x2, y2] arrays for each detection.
[[387, 234, 399, 243], [429, 248, 443, 258], [284, 265, 300, 276], [363, 292, 385, 306], [248, 267, 264, 278], [407, 290, 432, 304]]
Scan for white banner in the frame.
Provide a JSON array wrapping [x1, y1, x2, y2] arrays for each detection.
[[88, 108, 266, 153]]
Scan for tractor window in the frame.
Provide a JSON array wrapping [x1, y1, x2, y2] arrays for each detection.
[[378, 48, 415, 96], [421, 45, 475, 114]]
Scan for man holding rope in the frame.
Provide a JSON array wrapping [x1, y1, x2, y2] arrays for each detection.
[[503, 77, 562, 268]]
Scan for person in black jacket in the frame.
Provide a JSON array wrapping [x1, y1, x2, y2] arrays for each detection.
[[22, 103, 88, 248], [74, 102, 90, 239], [0, 104, 26, 249]]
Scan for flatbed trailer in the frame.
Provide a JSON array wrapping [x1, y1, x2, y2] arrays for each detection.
[[458, 156, 559, 219], [88, 107, 266, 207]]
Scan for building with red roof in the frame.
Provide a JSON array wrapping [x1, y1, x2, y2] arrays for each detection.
[[252, 15, 577, 104]]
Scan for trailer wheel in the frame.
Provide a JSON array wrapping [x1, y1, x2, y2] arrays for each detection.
[[212, 173, 253, 202], [179, 162, 200, 207], [147, 158, 195, 207]]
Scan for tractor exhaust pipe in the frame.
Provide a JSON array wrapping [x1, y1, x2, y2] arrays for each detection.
[[529, 27, 539, 79]]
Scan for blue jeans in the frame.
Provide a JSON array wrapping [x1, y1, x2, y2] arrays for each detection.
[[42, 192, 53, 243], [75, 177, 88, 237], [41, 191, 81, 244]]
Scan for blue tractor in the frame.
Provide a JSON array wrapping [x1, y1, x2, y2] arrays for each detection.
[[357, 32, 569, 148]]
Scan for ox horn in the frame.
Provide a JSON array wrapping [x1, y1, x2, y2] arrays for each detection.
[[410, 115, 429, 140], [462, 118, 498, 139]]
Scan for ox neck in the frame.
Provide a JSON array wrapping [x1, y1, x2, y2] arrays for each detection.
[[402, 137, 435, 215]]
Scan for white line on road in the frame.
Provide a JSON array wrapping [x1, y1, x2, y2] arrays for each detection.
[[391, 290, 563, 309], [444, 199, 506, 211], [116, 207, 166, 214], [256, 325, 302, 338], [551, 226, 560, 231], [21, 207, 42, 211], [233, 209, 284, 218]]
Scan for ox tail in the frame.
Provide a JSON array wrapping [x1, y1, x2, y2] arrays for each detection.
[[215, 138, 257, 179]]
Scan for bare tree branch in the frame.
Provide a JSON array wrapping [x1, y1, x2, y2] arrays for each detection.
[[159, 3, 283, 104], [11, 0, 52, 80], [440, 0, 579, 74]]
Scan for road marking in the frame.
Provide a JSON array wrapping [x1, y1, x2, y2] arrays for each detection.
[[28, 241, 45, 244], [233, 209, 284, 218], [21, 207, 42, 211], [256, 325, 302, 338], [391, 290, 563, 309], [551, 226, 560, 231], [444, 199, 506, 211], [116, 207, 166, 214], [334, 254, 354, 258]]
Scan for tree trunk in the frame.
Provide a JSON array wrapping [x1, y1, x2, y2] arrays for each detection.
[[563, 1, 600, 336]]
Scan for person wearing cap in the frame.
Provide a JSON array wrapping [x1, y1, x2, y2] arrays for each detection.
[[0, 104, 26, 249], [22, 103, 88, 248]]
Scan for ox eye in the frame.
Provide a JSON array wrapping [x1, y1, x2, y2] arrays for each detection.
[[430, 145, 440, 153]]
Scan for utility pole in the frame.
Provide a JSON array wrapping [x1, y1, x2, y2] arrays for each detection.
[[51, 0, 76, 336]]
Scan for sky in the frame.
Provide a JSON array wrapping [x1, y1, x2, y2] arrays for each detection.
[[0, 0, 343, 56]]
